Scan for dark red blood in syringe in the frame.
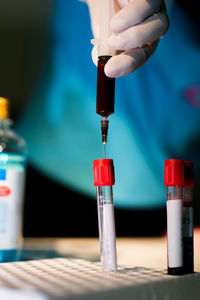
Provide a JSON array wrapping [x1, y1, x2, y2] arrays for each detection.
[[96, 56, 115, 117]]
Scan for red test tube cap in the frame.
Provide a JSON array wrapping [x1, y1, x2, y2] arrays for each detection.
[[93, 159, 115, 186], [184, 161, 194, 187], [164, 159, 185, 187]]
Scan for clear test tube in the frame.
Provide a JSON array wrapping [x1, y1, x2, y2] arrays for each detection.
[[164, 159, 184, 275], [183, 161, 194, 273], [93, 159, 117, 271]]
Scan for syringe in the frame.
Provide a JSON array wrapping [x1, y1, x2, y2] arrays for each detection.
[[96, 0, 115, 155]]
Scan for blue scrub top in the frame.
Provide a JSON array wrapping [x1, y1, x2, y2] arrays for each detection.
[[17, 0, 200, 209]]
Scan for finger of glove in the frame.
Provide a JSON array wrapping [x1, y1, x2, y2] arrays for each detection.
[[116, 0, 129, 9], [91, 44, 98, 66], [109, 12, 168, 50], [111, 0, 162, 33], [105, 41, 158, 78]]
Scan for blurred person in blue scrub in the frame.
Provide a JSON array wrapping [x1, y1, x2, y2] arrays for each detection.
[[13, 0, 200, 236]]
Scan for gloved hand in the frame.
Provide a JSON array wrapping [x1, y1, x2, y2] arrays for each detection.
[[84, 0, 169, 78]]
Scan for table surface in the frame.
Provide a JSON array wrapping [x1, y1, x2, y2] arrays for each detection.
[[0, 233, 199, 300], [23, 229, 200, 272], [1, 257, 199, 300]]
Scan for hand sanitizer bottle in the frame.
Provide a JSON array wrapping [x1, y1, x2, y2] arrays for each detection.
[[0, 98, 27, 262]]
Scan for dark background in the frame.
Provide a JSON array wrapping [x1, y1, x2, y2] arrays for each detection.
[[0, 0, 166, 237], [23, 165, 167, 237], [1, 0, 199, 237]]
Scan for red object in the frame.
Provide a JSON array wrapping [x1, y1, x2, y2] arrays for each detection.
[[184, 161, 194, 187], [93, 159, 115, 186], [0, 186, 10, 197], [164, 159, 185, 187]]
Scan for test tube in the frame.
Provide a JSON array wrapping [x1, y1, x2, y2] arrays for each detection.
[[164, 159, 184, 275], [93, 159, 117, 271], [183, 161, 194, 273]]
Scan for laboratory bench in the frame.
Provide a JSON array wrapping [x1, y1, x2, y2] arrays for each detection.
[[0, 235, 200, 300], [23, 236, 200, 271]]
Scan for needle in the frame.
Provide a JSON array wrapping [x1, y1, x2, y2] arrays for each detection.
[[103, 142, 106, 159]]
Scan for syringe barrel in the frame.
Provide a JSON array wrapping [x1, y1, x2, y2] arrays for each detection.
[[96, 56, 115, 117], [98, 0, 115, 57]]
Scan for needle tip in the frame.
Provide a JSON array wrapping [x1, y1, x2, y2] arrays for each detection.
[[103, 142, 106, 159]]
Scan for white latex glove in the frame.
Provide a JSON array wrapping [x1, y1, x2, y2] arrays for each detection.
[[84, 0, 169, 78]]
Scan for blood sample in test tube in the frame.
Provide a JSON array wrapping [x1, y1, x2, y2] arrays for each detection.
[[183, 160, 194, 273], [164, 159, 184, 275]]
